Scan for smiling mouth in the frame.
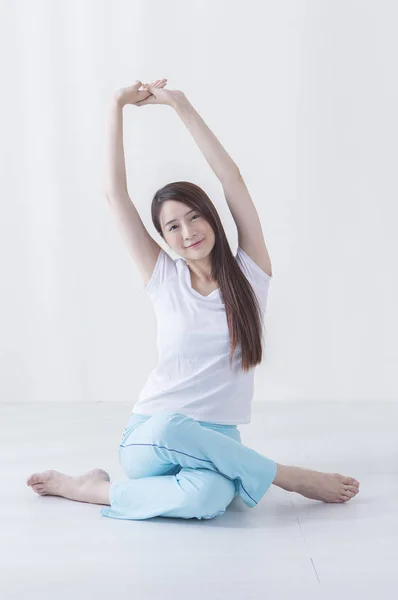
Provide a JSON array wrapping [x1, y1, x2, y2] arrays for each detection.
[[187, 239, 204, 248]]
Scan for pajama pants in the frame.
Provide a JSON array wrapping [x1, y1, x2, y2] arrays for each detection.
[[100, 412, 278, 521]]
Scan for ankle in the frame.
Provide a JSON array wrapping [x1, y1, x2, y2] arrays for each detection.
[[272, 464, 297, 493]]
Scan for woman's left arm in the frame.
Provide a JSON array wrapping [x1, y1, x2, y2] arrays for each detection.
[[172, 94, 272, 277], [172, 94, 241, 184]]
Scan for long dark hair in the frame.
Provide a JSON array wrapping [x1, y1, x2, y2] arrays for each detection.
[[151, 181, 265, 372]]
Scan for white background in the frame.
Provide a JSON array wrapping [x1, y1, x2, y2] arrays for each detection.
[[1, 0, 397, 405]]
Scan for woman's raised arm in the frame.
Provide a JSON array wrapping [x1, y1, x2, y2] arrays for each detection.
[[103, 94, 129, 199], [102, 84, 163, 286]]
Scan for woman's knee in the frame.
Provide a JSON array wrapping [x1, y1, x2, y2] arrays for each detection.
[[119, 413, 187, 479], [178, 469, 236, 519]]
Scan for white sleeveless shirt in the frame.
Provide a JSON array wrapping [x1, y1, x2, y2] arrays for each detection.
[[132, 246, 272, 424]]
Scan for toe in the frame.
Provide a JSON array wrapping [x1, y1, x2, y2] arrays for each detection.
[[27, 473, 42, 486], [341, 489, 356, 499], [28, 470, 56, 486], [342, 476, 359, 487], [345, 484, 359, 495]]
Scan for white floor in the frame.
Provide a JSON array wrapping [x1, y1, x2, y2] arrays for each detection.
[[1, 400, 397, 599]]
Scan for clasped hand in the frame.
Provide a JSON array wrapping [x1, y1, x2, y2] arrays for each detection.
[[115, 78, 185, 108]]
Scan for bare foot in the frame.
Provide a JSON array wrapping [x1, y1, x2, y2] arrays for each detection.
[[26, 468, 110, 504], [273, 464, 360, 503]]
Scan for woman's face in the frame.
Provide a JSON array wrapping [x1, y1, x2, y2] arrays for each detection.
[[160, 200, 215, 258]]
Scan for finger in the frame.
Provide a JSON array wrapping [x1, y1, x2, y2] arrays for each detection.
[[144, 83, 163, 95], [144, 82, 161, 92], [135, 97, 155, 107], [143, 78, 167, 90]]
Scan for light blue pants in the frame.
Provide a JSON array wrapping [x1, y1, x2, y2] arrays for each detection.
[[100, 412, 278, 521]]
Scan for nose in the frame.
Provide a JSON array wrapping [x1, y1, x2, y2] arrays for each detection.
[[183, 225, 197, 240]]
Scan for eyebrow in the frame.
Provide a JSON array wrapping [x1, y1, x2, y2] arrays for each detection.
[[164, 209, 196, 228]]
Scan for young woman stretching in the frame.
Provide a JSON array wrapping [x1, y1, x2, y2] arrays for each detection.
[[27, 79, 360, 520]]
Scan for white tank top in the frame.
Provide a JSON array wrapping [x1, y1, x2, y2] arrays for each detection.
[[132, 246, 272, 424]]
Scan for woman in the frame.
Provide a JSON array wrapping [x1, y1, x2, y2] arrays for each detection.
[[27, 79, 360, 520]]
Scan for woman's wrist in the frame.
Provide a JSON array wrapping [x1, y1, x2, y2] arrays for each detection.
[[170, 91, 189, 111], [112, 91, 125, 108]]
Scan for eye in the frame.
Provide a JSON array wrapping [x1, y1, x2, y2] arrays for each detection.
[[169, 214, 200, 232]]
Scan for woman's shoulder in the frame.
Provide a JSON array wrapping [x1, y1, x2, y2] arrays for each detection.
[[143, 248, 178, 296]]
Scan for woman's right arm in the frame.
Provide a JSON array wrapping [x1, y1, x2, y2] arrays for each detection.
[[103, 95, 161, 285], [104, 94, 129, 198]]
